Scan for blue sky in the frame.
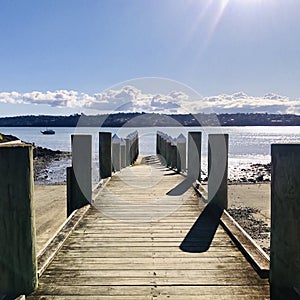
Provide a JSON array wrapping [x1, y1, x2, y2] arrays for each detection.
[[0, 0, 300, 116]]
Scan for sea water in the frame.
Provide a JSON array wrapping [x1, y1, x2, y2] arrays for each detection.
[[1, 126, 300, 183]]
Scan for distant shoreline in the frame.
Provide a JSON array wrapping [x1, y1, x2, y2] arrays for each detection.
[[0, 112, 299, 127]]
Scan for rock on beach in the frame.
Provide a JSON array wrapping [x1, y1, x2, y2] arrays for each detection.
[[0, 132, 71, 184]]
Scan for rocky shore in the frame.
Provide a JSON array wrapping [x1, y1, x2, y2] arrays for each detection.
[[227, 206, 270, 255], [201, 161, 271, 183], [33, 147, 71, 184], [229, 162, 271, 183], [0, 132, 71, 184]]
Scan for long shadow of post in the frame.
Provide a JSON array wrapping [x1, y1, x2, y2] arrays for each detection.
[[180, 133, 228, 253], [180, 202, 223, 253], [166, 178, 194, 196]]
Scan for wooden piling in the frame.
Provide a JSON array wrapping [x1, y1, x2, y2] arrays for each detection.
[[156, 132, 160, 155], [187, 132, 202, 181], [208, 134, 228, 210], [112, 135, 121, 172], [68, 135, 92, 216], [125, 138, 131, 166], [123, 131, 139, 165], [130, 136, 134, 164], [159, 133, 167, 165], [171, 142, 177, 170], [120, 139, 126, 169], [270, 144, 300, 299], [0, 144, 37, 295], [166, 137, 172, 167], [135, 132, 139, 162], [99, 132, 112, 179], [176, 134, 186, 173]]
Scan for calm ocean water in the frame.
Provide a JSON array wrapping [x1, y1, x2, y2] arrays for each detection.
[[1, 126, 300, 183]]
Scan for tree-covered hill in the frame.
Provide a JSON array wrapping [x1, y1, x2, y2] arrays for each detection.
[[0, 112, 299, 127]]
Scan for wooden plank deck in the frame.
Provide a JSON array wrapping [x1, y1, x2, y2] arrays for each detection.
[[28, 156, 270, 299]]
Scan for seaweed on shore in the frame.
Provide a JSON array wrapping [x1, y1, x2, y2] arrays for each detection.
[[227, 206, 270, 255]]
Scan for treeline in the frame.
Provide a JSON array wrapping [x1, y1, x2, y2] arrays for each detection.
[[0, 112, 299, 127]]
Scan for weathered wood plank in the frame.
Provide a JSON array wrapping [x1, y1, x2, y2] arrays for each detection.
[[54, 251, 246, 259], [31, 284, 269, 296], [42, 269, 258, 279], [27, 155, 269, 299], [50, 255, 246, 263], [36, 276, 266, 286]]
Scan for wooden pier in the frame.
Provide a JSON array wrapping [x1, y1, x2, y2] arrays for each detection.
[[27, 155, 270, 299]]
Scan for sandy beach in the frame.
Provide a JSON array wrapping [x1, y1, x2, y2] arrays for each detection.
[[34, 182, 271, 255], [228, 183, 271, 255], [34, 185, 67, 254], [228, 183, 270, 223]]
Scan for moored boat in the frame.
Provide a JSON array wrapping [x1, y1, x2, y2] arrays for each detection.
[[40, 129, 55, 135]]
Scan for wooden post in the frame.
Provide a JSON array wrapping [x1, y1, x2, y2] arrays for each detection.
[[99, 132, 112, 179], [134, 134, 137, 163], [130, 135, 134, 164], [160, 133, 166, 165], [166, 137, 172, 168], [171, 142, 177, 170], [125, 138, 131, 166], [132, 131, 138, 163], [270, 144, 300, 299], [112, 134, 121, 172], [120, 138, 126, 169], [0, 144, 37, 295], [208, 134, 228, 210], [135, 132, 139, 162], [162, 135, 167, 165], [176, 133, 186, 173], [187, 132, 202, 181], [68, 135, 92, 216], [156, 132, 160, 155]]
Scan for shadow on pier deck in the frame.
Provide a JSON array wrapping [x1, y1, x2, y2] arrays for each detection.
[[28, 155, 270, 299]]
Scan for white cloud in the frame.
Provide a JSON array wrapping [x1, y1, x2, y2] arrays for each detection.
[[192, 92, 300, 114], [86, 85, 186, 113], [0, 90, 92, 108], [0, 87, 299, 114]]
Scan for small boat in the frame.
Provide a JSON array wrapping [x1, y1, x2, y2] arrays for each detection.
[[41, 129, 55, 135]]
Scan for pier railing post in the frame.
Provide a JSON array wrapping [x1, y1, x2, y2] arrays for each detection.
[[125, 138, 130, 166], [0, 144, 37, 295], [130, 136, 133, 165], [134, 131, 138, 163], [166, 137, 172, 168], [112, 134, 121, 172], [162, 134, 167, 165], [99, 132, 112, 179], [68, 134, 92, 216], [131, 132, 136, 165], [158, 132, 166, 165], [156, 132, 160, 155], [176, 134, 186, 173], [120, 138, 126, 169], [135, 131, 139, 162], [187, 132, 202, 181], [171, 140, 177, 170], [208, 134, 228, 210], [270, 144, 300, 299]]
